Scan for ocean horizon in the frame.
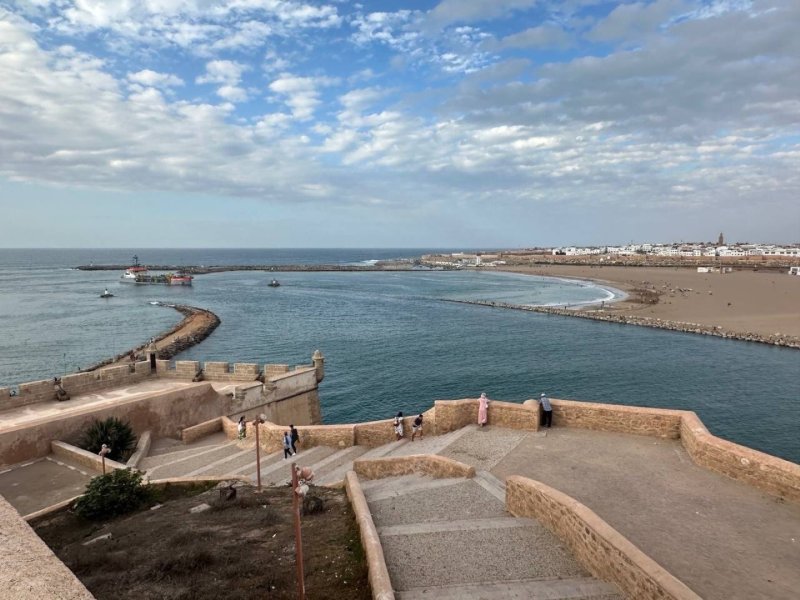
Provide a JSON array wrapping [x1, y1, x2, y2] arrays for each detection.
[[0, 248, 797, 464]]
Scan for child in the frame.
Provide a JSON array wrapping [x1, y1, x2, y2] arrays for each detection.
[[237, 416, 247, 440], [411, 414, 424, 441]]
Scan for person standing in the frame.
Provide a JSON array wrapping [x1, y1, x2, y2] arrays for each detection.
[[478, 392, 490, 427], [237, 416, 247, 440], [540, 392, 553, 428], [393, 412, 404, 440], [290, 424, 299, 454], [283, 431, 294, 459], [411, 414, 424, 441]]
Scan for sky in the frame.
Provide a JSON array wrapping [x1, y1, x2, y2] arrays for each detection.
[[0, 0, 798, 248]]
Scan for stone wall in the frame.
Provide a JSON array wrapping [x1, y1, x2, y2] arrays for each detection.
[[0, 384, 227, 467], [680, 412, 800, 503], [0, 495, 96, 599], [0, 361, 152, 411], [543, 398, 683, 438], [181, 417, 223, 443], [506, 476, 701, 600], [353, 455, 476, 480], [50, 441, 128, 475], [434, 398, 539, 432]]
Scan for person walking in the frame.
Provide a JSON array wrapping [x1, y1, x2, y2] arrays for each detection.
[[283, 431, 294, 459], [289, 424, 299, 454], [393, 412, 404, 440], [540, 392, 553, 428], [237, 416, 247, 440], [478, 392, 490, 427], [411, 414, 424, 441]]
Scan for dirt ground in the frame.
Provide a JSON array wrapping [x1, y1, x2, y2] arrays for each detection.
[[33, 483, 370, 600]]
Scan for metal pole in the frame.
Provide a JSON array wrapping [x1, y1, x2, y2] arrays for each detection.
[[254, 420, 262, 492], [101, 455, 106, 475], [291, 463, 306, 600]]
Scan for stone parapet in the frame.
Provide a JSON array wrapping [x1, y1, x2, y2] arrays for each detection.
[[353, 455, 475, 480], [680, 412, 800, 503], [51, 441, 127, 475], [181, 417, 223, 443], [0, 495, 96, 599], [506, 476, 701, 600], [434, 398, 539, 433], [547, 398, 683, 438], [345, 471, 395, 600]]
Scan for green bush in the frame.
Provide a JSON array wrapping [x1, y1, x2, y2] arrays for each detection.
[[74, 468, 151, 520], [79, 417, 137, 462]]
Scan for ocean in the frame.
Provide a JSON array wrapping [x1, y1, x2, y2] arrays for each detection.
[[0, 248, 798, 463]]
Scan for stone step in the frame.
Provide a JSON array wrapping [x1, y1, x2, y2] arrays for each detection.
[[184, 446, 256, 477], [315, 439, 409, 486], [276, 445, 368, 486], [146, 432, 229, 457], [247, 446, 335, 485], [396, 576, 622, 599], [474, 470, 506, 503], [378, 516, 537, 537], [140, 438, 240, 469], [364, 475, 467, 502], [145, 442, 240, 479], [388, 425, 478, 457]]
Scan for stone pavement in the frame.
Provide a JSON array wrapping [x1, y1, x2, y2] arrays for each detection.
[[0, 456, 92, 516], [491, 427, 800, 600]]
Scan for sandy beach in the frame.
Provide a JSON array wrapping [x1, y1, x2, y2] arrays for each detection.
[[499, 265, 800, 339]]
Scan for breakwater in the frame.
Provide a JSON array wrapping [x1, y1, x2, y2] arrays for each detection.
[[443, 299, 800, 349], [84, 303, 221, 371], [76, 263, 429, 273]]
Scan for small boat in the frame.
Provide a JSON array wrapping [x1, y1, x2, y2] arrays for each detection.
[[268, 279, 281, 287], [100, 289, 114, 298]]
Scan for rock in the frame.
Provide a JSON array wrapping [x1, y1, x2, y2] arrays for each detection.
[[189, 503, 212, 514], [83, 533, 112, 546]]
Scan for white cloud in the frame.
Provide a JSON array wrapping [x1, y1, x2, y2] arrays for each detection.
[[269, 73, 336, 120], [128, 69, 184, 88]]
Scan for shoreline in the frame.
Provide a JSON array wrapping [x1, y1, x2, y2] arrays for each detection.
[[496, 265, 800, 349], [84, 303, 221, 371]]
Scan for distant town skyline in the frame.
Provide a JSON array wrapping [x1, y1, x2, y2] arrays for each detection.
[[1, 1, 799, 247]]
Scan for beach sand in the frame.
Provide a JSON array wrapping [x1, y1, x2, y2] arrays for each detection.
[[500, 265, 800, 338]]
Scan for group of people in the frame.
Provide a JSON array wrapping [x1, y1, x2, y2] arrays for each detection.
[[479, 391, 553, 428], [237, 417, 301, 459], [393, 412, 425, 441]]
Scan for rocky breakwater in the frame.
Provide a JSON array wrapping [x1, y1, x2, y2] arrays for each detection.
[[443, 299, 800, 350], [84, 303, 221, 371]]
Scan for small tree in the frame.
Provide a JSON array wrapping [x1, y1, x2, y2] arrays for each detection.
[[79, 417, 137, 462], [73, 468, 151, 520]]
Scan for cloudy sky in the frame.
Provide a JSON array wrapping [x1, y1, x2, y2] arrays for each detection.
[[0, 0, 798, 248]]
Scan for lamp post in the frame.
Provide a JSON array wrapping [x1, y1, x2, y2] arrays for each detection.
[[98, 444, 111, 475], [252, 415, 266, 491], [291, 463, 306, 600]]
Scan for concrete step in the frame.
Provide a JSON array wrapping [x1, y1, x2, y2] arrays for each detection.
[[388, 425, 477, 457], [145, 441, 240, 479], [247, 446, 335, 485], [474, 470, 506, 503], [396, 576, 622, 599], [277, 445, 368, 486], [378, 516, 537, 537], [364, 475, 467, 502], [315, 440, 409, 486], [184, 446, 256, 477], [146, 432, 228, 457]]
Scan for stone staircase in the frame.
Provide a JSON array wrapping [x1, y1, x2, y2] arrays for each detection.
[[363, 472, 623, 599]]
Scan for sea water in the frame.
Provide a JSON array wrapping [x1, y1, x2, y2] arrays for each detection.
[[0, 249, 797, 463]]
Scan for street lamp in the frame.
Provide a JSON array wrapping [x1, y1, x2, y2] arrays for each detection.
[[98, 444, 111, 474], [252, 414, 266, 491]]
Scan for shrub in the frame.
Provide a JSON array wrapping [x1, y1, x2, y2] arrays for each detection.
[[79, 417, 137, 462], [73, 468, 151, 520]]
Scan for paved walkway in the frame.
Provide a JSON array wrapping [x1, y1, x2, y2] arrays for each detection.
[[490, 427, 800, 600]]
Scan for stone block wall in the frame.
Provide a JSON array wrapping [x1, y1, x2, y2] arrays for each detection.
[[265, 364, 290, 379], [181, 417, 223, 443], [434, 398, 539, 432], [548, 398, 683, 438], [506, 476, 701, 600], [353, 455, 475, 480], [680, 412, 800, 503]]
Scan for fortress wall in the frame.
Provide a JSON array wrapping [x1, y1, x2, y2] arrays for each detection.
[[0, 495, 96, 600], [548, 398, 683, 438], [1, 363, 153, 411], [680, 412, 800, 503], [434, 398, 539, 432], [507, 476, 702, 600], [181, 417, 223, 443], [261, 390, 321, 426], [0, 384, 226, 467]]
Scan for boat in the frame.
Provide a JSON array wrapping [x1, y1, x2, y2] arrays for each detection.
[[120, 255, 193, 286], [268, 279, 281, 287], [100, 289, 114, 298]]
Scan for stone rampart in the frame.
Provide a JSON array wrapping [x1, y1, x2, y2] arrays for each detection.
[[542, 398, 683, 438], [181, 417, 223, 443], [51, 441, 128, 475], [0, 383, 226, 467], [507, 476, 701, 600], [0, 362, 152, 411], [434, 398, 539, 432]]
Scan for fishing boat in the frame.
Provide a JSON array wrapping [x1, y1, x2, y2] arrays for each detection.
[[268, 279, 281, 287], [100, 289, 114, 298], [120, 255, 193, 286], [120, 255, 148, 283]]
